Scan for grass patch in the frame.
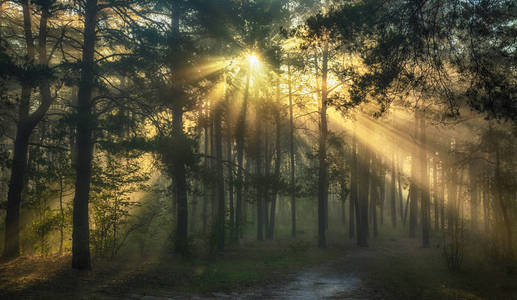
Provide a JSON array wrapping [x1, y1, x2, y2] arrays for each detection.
[[0, 238, 341, 299], [365, 233, 517, 300]]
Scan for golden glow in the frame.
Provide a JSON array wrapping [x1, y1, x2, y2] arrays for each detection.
[[247, 53, 259, 68]]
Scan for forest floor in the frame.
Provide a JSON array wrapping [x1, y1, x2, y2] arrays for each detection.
[[0, 231, 516, 299]]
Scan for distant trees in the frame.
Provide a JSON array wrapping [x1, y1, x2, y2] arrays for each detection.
[[310, 0, 516, 266]]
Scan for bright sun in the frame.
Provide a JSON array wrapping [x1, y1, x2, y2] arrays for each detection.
[[247, 53, 259, 67]]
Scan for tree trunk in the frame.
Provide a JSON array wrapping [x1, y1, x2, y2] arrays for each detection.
[[483, 169, 490, 234], [403, 189, 410, 226], [447, 149, 458, 232], [202, 125, 209, 234], [190, 188, 197, 233], [349, 130, 357, 239], [494, 144, 513, 258], [227, 140, 235, 241], [397, 154, 404, 224], [340, 183, 347, 227], [409, 112, 419, 238], [4, 126, 30, 257], [469, 160, 479, 232], [241, 157, 249, 237], [420, 116, 430, 248], [210, 122, 216, 219], [380, 164, 385, 226], [4, 0, 54, 258], [371, 180, 378, 238], [433, 157, 439, 231], [287, 55, 296, 238], [263, 124, 270, 238], [256, 116, 264, 241], [390, 152, 397, 228], [72, 0, 98, 270], [357, 143, 370, 247], [447, 138, 458, 231], [369, 158, 378, 237], [172, 105, 188, 255], [317, 41, 329, 248], [235, 67, 250, 242], [440, 160, 446, 231], [59, 175, 64, 255], [214, 103, 225, 251], [268, 105, 282, 240]]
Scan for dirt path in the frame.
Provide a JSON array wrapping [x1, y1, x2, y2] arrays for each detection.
[[129, 269, 379, 299], [207, 245, 389, 299], [241, 261, 383, 300], [129, 248, 387, 300]]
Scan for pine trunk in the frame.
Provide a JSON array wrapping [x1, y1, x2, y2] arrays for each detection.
[[72, 0, 98, 270], [349, 130, 357, 239], [420, 116, 430, 247], [317, 41, 329, 248]]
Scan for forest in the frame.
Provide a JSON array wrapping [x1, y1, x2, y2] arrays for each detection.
[[0, 0, 516, 299]]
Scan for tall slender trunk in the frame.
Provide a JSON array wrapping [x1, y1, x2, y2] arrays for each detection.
[[494, 144, 513, 258], [371, 176, 378, 238], [241, 157, 249, 237], [420, 116, 430, 247], [317, 41, 329, 248], [340, 183, 347, 228], [268, 101, 282, 240], [379, 163, 385, 226], [440, 160, 445, 231], [349, 130, 357, 239], [469, 160, 479, 232], [202, 125, 209, 234], [287, 55, 296, 237], [172, 105, 188, 255], [235, 68, 250, 242], [59, 175, 64, 255], [5, 126, 30, 257], [72, 0, 98, 270], [390, 152, 397, 228], [409, 112, 419, 238], [403, 189, 410, 226], [171, 180, 177, 217], [263, 124, 270, 237], [447, 138, 458, 231], [190, 188, 197, 233], [433, 157, 438, 231], [4, 0, 54, 258], [214, 103, 225, 251], [483, 169, 490, 234], [210, 122, 216, 219], [357, 142, 370, 247], [227, 140, 235, 241], [397, 154, 404, 224], [256, 115, 264, 241]]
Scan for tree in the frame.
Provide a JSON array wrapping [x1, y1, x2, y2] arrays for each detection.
[[71, 0, 98, 270], [3, 0, 61, 258], [420, 114, 430, 247]]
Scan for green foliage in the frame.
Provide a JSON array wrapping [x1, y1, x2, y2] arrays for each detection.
[[90, 154, 150, 258], [27, 207, 61, 256], [129, 189, 170, 257]]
